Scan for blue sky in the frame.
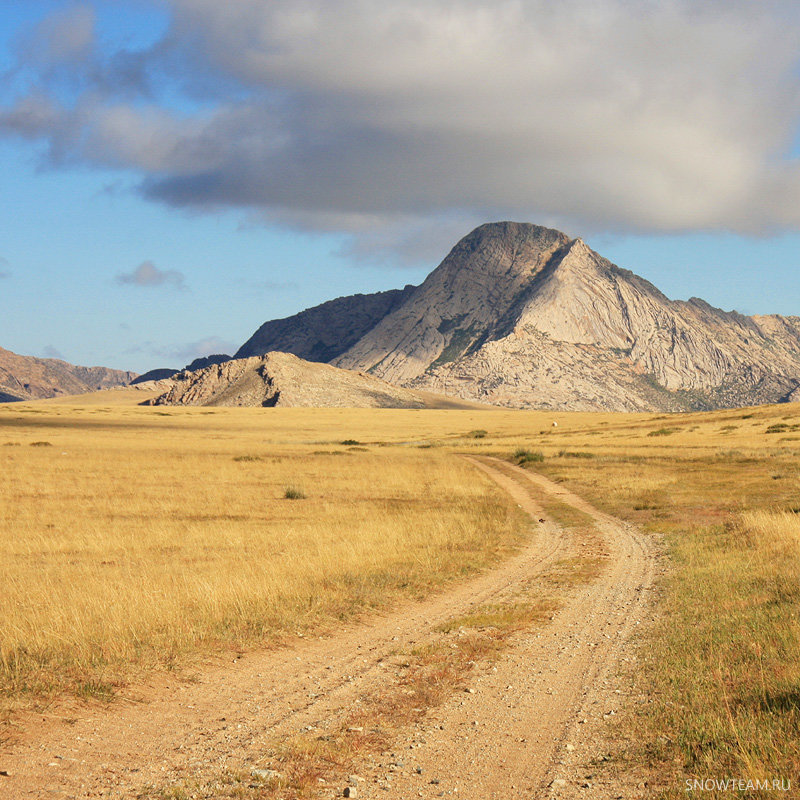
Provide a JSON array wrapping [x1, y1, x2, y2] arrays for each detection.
[[2, 1, 800, 373]]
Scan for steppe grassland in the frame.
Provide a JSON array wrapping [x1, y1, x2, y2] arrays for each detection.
[[471, 402, 800, 795], [0, 397, 538, 710], [3, 391, 800, 791]]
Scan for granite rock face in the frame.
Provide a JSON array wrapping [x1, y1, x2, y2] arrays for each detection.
[[0, 346, 136, 402], [239, 222, 800, 411], [148, 351, 426, 408]]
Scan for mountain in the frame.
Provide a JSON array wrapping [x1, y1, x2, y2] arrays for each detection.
[[147, 351, 429, 408], [130, 368, 178, 385], [130, 353, 232, 385], [0, 347, 136, 402], [236, 287, 416, 362], [237, 222, 800, 411]]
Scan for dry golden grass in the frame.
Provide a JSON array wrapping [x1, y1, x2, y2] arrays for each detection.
[[478, 402, 800, 797], [0, 402, 530, 710], [4, 392, 800, 794]]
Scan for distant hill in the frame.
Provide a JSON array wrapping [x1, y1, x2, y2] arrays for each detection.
[[147, 351, 431, 408], [0, 346, 136, 402], [130, 353, 231, 385], [237, 222, 800, 411]]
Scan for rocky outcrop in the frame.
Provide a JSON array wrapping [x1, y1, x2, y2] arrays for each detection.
[[238, 222, 800, 411], [0, 346, 136, 402], [148, 351, 427, 408], [184, 353, 232, 372], [235, 286, 416, 362]]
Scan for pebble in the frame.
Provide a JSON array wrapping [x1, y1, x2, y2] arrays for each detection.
[[252, 768, 282, 780], [343, 787, 357, 798]]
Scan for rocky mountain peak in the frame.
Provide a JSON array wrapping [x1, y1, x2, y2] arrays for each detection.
[[437, 221, 571, 280], [332, 222, 574, 382], [236, 221, 800, 411]]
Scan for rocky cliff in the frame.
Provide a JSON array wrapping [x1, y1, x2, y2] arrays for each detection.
[[148, 351, 428, 408], [239, 222, 800, 411], [0, 347, 136, 402]]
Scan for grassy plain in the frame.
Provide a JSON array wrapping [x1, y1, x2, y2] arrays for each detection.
[[2, 389, 800, 795], [0, 394, 531, 712], [491, 403, 800, 796]]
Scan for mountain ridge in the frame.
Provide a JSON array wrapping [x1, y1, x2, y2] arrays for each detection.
[[0, 346, 136, 402], [236, 285, 416, 363], [237, 222, 800, 411]]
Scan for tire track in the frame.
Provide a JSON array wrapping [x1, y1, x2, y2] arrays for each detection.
[[363, 457, 656, 799], [2, 458, 569, 799]]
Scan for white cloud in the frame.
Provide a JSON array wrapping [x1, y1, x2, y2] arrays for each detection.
[[115, 260, 186, 289], [3, 0, 800, 259]]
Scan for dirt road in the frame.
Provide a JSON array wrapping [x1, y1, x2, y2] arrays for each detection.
[[1, 457, 657, 799]]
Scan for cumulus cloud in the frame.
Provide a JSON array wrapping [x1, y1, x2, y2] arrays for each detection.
[[3, 0, 800, 259], [115, 260, 186, 289]]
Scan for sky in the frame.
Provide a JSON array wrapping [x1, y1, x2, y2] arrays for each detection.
[[2, 1, 800, 374]]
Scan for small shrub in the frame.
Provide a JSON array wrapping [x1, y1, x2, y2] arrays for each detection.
[[29, 441, 53, 447], [340, 439, 360, 446], [513, 448, 544, 464], [233, 455, 263, 462], [283, 485, 306, 500], [467, 429, 488, 439], [557, 450, 595, 459], [766, 424, 790, 434], [647, 428, 677, 437]]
